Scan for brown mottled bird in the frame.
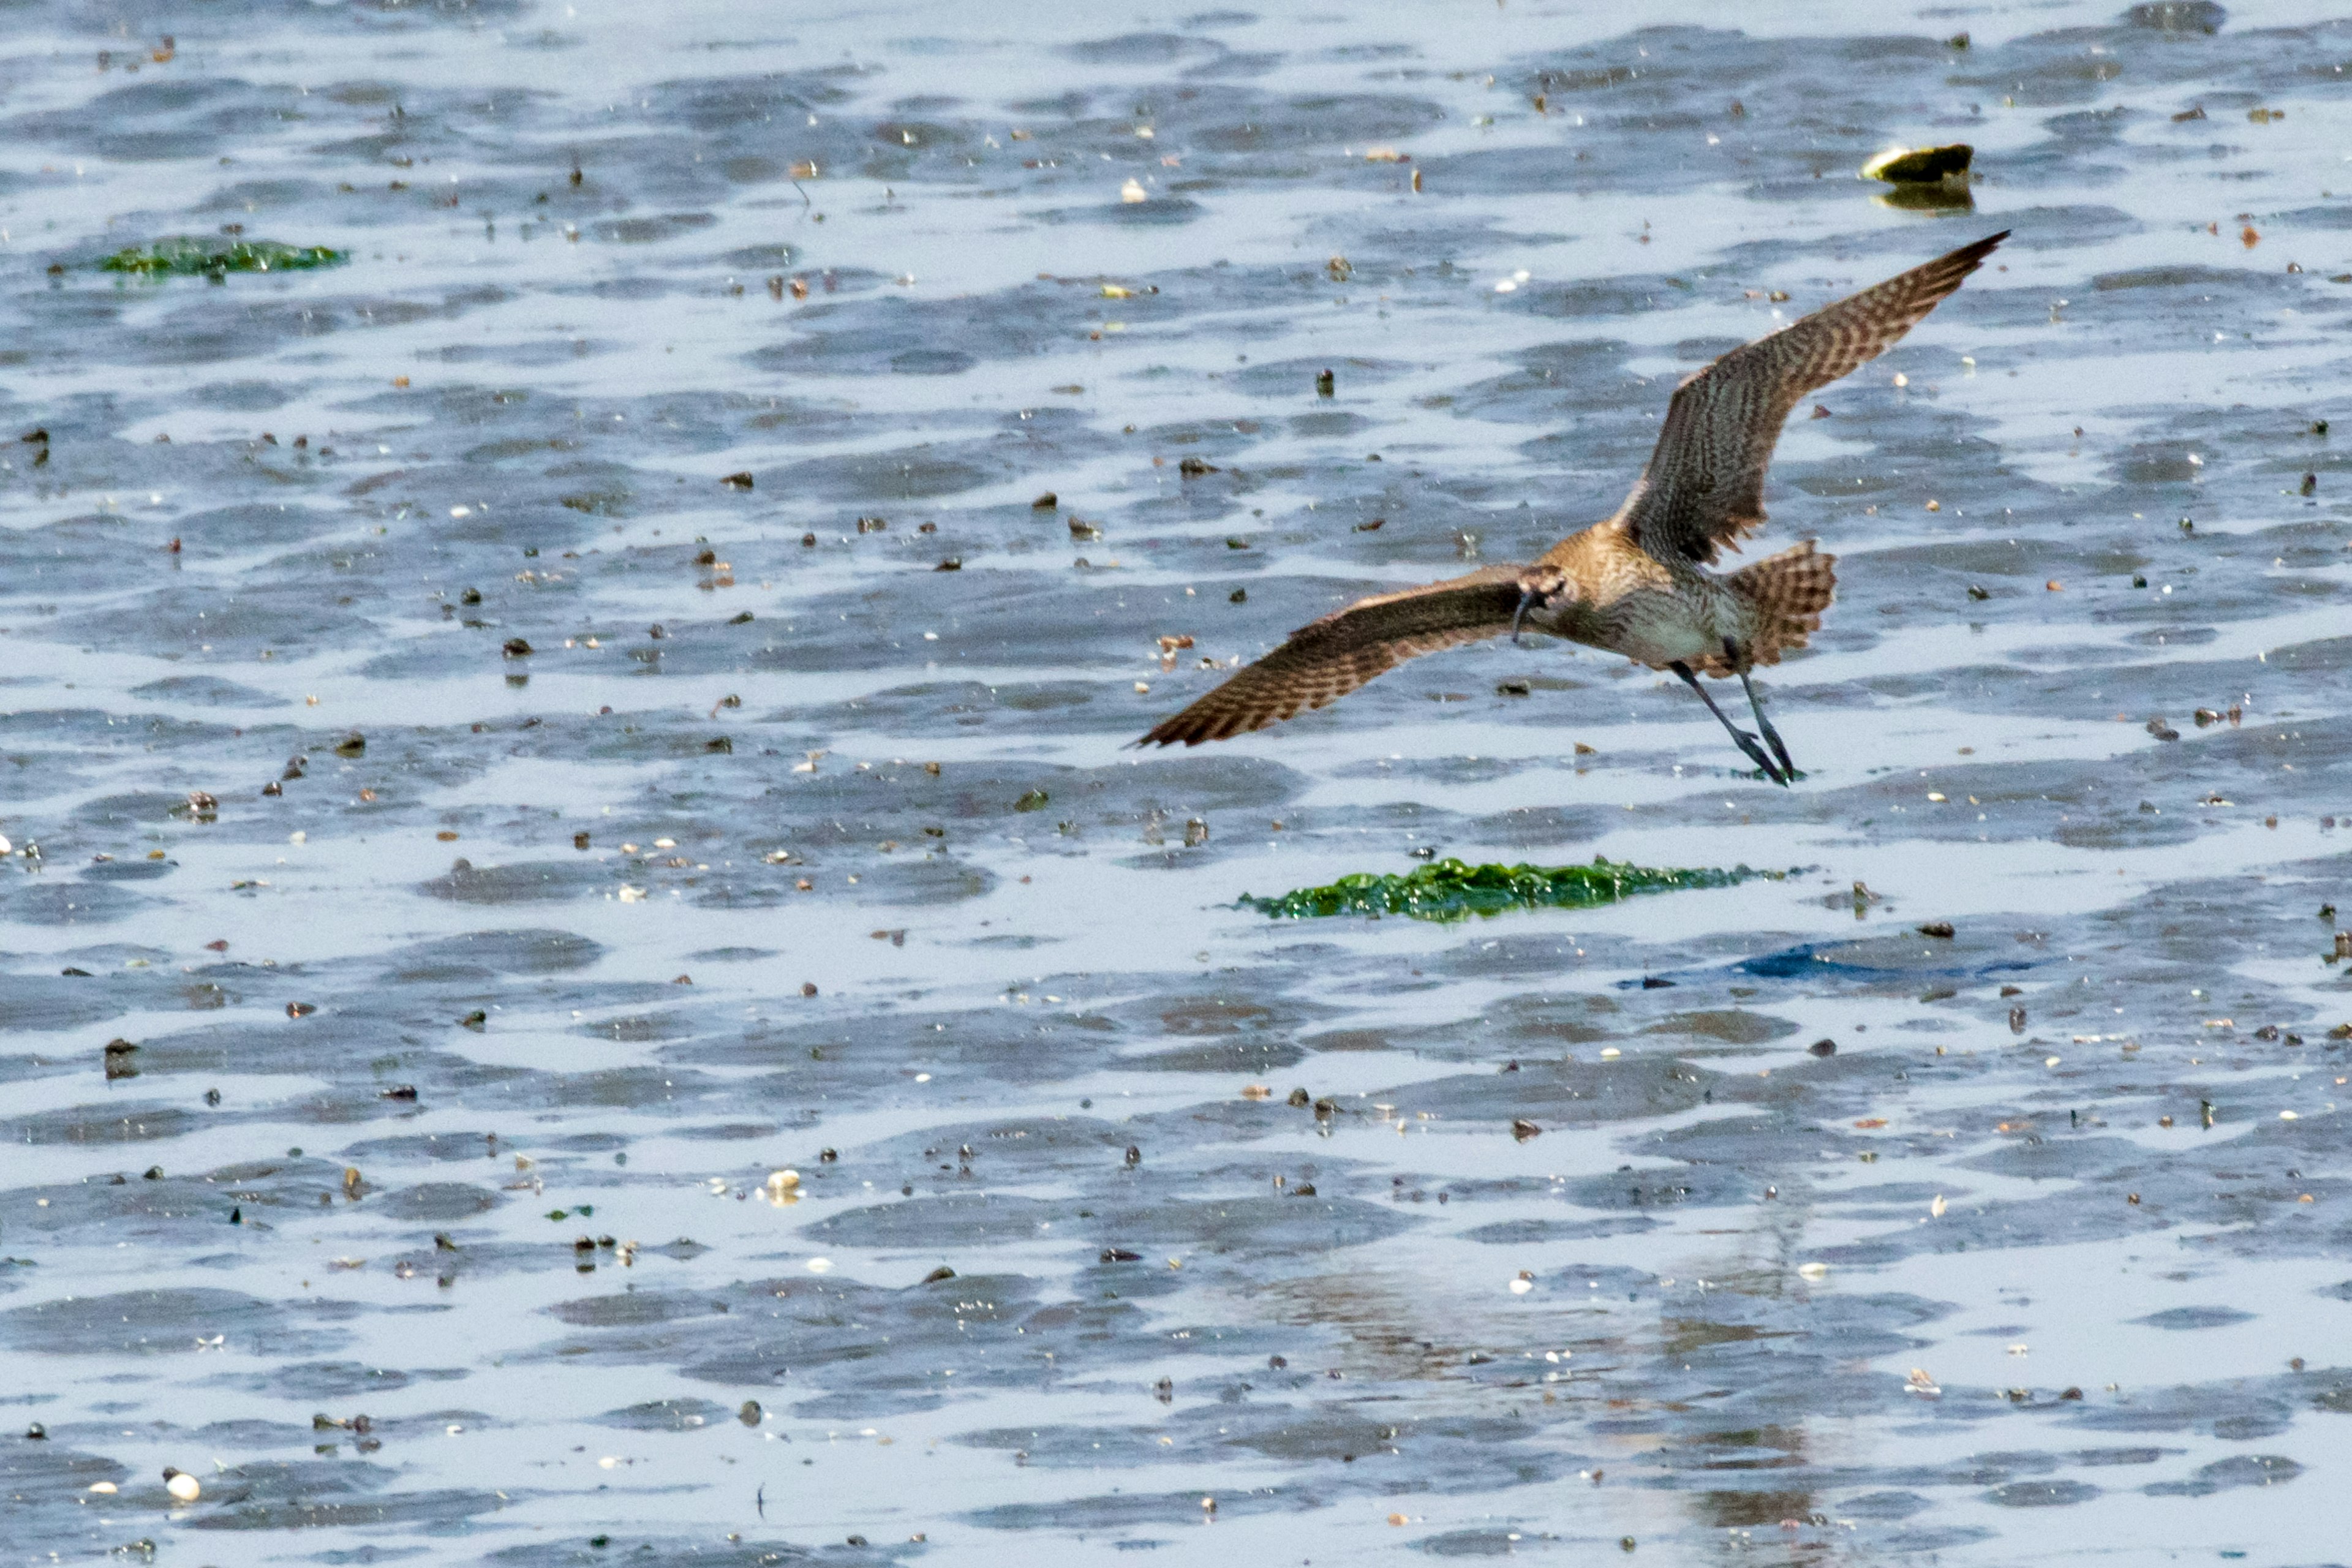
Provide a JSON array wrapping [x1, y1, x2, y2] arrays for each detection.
[[1139, 232, 2007, 785]]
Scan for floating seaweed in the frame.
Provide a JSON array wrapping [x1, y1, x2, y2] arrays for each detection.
[[1240, 856, 1784, 922], [97, 237, 346, 279]]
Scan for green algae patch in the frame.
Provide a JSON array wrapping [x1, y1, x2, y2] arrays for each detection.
[[97, 238, 346, 279], [1240, 856, 1782, 922]]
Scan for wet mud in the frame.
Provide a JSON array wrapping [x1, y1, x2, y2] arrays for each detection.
[[4, 1, 2352, 1562]]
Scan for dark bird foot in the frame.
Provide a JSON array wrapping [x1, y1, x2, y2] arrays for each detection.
[[1730, 650, 1797, 780], [1727, 726, 1791, 787], [1749, 703, 1796, 780], [1674, 660, 1789, 786]]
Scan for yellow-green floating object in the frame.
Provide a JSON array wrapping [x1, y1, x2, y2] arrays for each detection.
[[1861, 144, 1973, 184]]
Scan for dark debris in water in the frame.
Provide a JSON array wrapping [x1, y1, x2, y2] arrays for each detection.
[[1240, 856, 1784, 921]]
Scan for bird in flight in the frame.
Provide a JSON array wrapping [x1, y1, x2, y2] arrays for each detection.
[[1139, 231, 2007, 785]]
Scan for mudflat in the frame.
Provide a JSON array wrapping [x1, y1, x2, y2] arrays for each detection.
[[2, 2, 2349, 1562]]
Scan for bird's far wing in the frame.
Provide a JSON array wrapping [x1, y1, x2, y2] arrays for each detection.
[[1137, 564, 1540, 746], [1618, 230, 2008, 565]]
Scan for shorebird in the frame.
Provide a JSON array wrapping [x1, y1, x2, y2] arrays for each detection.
[[1139, 231, 2007, 785]]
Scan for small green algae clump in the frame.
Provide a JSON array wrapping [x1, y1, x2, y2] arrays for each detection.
[[1241, 856, 1781, 922], [98, 238, 346, 279]]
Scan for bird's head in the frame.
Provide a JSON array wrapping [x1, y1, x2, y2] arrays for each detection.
[[1509, 567, 1571, 645]]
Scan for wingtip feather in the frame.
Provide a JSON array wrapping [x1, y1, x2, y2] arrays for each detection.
[[1953, 230, 2009, 270]]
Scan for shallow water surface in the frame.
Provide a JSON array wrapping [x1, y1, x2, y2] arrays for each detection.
[[5, 1, 2352, 1562]]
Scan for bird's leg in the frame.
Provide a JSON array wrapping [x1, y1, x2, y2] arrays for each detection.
[[1671, 661, 1788, 786], [1725, 639, 1796, 780]]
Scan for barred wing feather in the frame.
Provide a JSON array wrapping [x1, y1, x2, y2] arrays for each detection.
[[1618, 230, 2007, 565], [1138, 565, 1537, 746]]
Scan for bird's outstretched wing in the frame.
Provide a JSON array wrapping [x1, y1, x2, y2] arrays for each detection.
[[1137, 564, 1544, 746], [1615, 230, 2007, 565]]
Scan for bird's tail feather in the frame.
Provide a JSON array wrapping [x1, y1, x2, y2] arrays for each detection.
[[1728, 540, 1836, 666]]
